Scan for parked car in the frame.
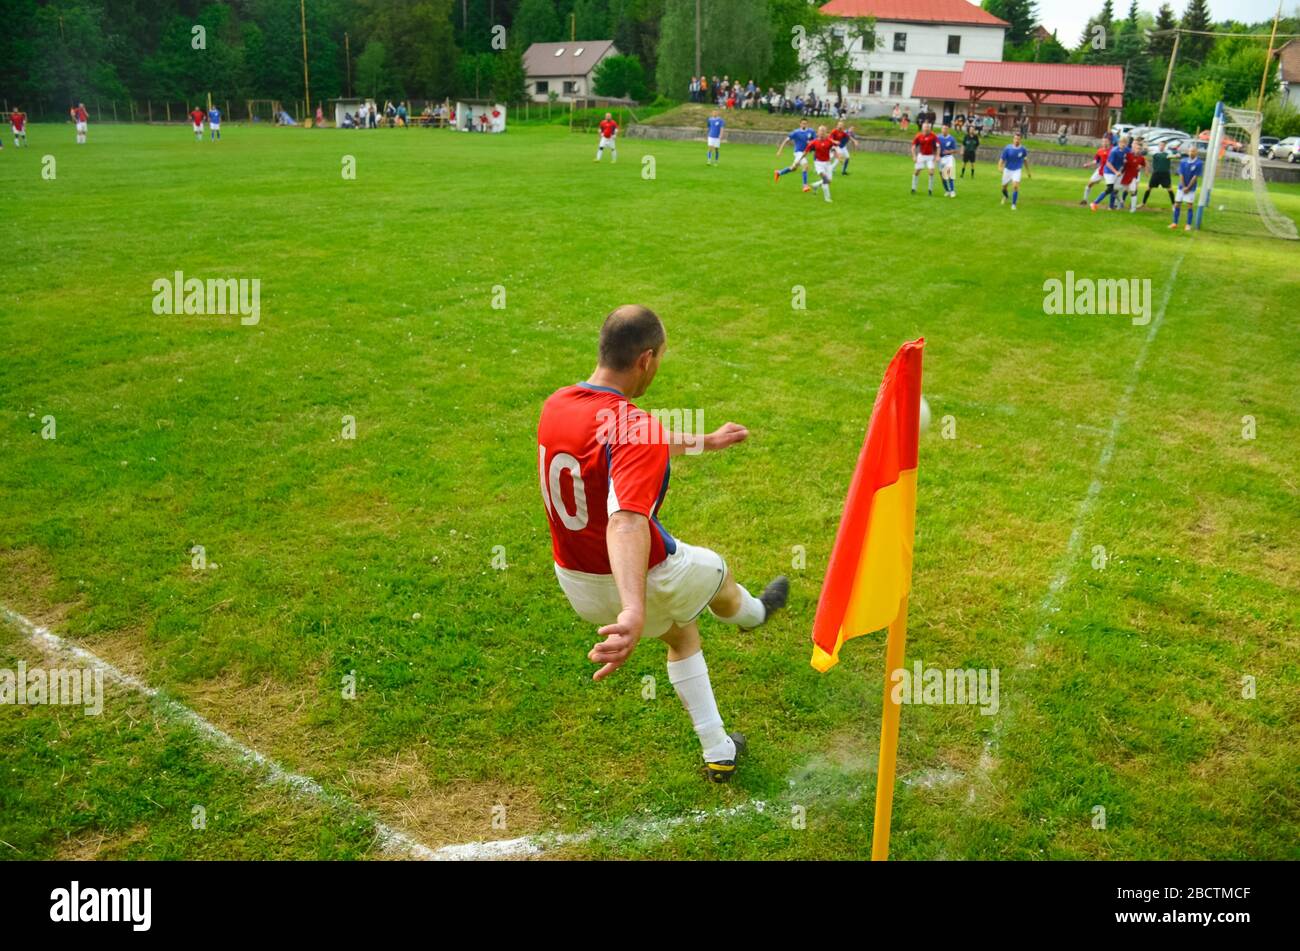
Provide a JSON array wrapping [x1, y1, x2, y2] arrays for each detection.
[[1258, 136, 1279, 156], [1197, 129, 1245, 152], [1268, 136, 1300, 161], [1111, 123, 1137, 139]]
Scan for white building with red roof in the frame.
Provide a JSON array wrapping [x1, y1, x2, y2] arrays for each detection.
[[800, 0, 1008, 115]]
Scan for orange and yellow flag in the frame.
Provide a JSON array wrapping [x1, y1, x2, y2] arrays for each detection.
[[810, 338, 923, 673]]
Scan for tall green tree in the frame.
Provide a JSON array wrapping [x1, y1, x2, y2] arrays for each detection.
[[514, 0, 563, 50], [655, 0, 772, 97], [983, 0, 1039, 47], [1150, 4, 1178, 58], [802, 10, 878, 102], [1181, 0, 1213, 64]]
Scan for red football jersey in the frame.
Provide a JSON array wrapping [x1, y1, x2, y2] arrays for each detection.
[[829, 128, 848, 145], [913, 132, 938, 155], [809, 137, 836, 162], [598, 119, 618, 139], [190, 109, 205, 124], [74, 106, 88, 122], [538, 383, 674, 574], [1094, 146, 1109, 169], [1120, 151, 1146, 185], [10, 112, 24, 131]]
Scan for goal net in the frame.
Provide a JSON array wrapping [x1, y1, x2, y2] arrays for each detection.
[[1198, 102, 1298, 240]]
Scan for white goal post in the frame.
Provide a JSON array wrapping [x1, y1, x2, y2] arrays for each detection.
[[1197, 101, 1299, 239]]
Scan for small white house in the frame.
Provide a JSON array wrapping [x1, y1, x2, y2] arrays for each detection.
[[797, 0, 1007, 116], [523, 40, 620, 103], [1279, 40, 1300, 110]]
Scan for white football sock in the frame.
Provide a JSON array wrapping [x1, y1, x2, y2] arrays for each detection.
[[667, 651, 734, 762], [712, 586, 765, 628]]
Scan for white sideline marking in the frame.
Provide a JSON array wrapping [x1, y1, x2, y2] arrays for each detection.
[[2, 604, 875, 860], [968, 250, 1187, 799], [0, 605, 440, 861]]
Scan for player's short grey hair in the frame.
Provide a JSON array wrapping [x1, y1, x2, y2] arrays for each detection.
[[598, 305, 665, 371]]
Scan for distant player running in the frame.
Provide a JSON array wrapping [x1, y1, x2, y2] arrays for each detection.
[[774, 119, 815, 191], [960, 125, 980, 178], [1169, 144, 1203, 233], [911, 121, 938, 195], [807, 125, 837, 203], [828, 121, 849, 174], [998, 132, 1030, 210], [190, 107, 206, 142], [1081, 133, 1113, 205], [537, 305, 789, 782], [1142, 140, 1177, 209], [208, 105, 222, 141], [1090, 136, 1130, 212], [595, 113, 618, 163], [935, 123, 959, 197], [837, 125, 859, 175], [71, 103, 88, 144], [706, 110, 724, 165], [10, 109, 27, 148], [1120, 139, 1146, 213]]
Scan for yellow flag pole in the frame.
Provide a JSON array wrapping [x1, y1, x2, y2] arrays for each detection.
[[871, 595, 909, 860]]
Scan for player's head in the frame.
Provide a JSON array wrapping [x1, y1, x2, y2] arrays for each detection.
[[1122, 135, 1132, 147], [835, 120, 844, 130], [941, 123, 949, 134], [799, 118, 808, 128], [922, 120, 932, 132], [817, 124, 827, 137], [712, 109, 719, 118], [597, 305, 666, 398], [604, 112, 612, 120], [1156, 139, 1167, 151], [1012, 131, 1022, 144], [1135, 137, 1146, 152], [1188, 143, 1199, 157]]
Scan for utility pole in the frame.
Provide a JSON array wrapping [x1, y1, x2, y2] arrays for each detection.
[[695, 0, 702, 78], [1156, 30, 1179, 125], [1257, 1, 1282, 111], [300, 0, 312, 120]]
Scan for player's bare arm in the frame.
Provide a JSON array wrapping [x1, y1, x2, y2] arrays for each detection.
[[665, 421, 749, 457], [590, 510, 650, 681]]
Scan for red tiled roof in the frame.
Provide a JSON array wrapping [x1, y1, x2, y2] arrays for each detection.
[[819, 0, 1008, 27], [958, 61, 1125, 95], [911, 68, 1124, 107]]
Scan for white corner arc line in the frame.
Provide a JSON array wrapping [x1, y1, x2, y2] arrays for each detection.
[[969, 248, 1188, 796]]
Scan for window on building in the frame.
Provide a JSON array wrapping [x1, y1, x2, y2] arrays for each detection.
[[554, 48, 565, 56], [536, 80, 549, 94], [868, 71, 883, 95], [893, 32, 907, 52], [848, 73, 863, 94], [948, 35, 961, 55], [889, 72, 904, 97], [563, 80, 578, 94]]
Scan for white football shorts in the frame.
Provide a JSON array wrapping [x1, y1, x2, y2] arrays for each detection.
[[814, 159, 835, 178], [940, 154, 956, 172], [555, 540, 727, 639], [1175, 187, 1196, 203], [915, 154, 935, 170], [1002, 167, 1023, 185], [707, 136, 720, 148]]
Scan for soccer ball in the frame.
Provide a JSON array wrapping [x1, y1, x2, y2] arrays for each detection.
[[919, 395, 931, 433]]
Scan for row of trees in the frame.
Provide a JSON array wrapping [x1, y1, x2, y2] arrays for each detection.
[[1, 0, 1296, 134]]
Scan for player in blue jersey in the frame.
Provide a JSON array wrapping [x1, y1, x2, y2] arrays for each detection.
[[705, 110, 725, 165], [1169, 144, 1204, 233], [998, 132, 1031, 210], [774, 119, 815, 191], [208, 105, 222, 141], [935, 123, 960, 197], [1090, 135, 1131, 212]]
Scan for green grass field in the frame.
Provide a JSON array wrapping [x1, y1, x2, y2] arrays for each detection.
[[1, 121, 1297, 860]]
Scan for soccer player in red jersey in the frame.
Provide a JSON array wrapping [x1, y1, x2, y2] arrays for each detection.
[[807, 125, 838, 203], [190, 106, 205, 141], [71, 103, 89, 144], [537, 305, 788, 782], [911, 121, 939, 195], [595, 112, 618, 163], [10, 109, 26, 148], [1120, 138, 1147, 213], [1082, 133, 1113, 205]]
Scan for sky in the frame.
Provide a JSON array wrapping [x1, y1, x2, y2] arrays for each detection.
[[1033, 0, 1295, 49]]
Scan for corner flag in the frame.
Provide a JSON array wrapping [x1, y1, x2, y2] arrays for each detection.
[[809, 337, 923, 862], [810, 338, 923, 673]]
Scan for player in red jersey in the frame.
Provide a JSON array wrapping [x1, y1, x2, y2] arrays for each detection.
[[1120, 138, 1147, 213], [1081, 132, 1113, 205], [71, 102, 89, 144], [190, 106, 205, 141], [595, 112, 618, 163], [537, 305, 788, 782], [807, 125, 838, 203], [10, 109, 26, 148], [911, 121, 939, 195]]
